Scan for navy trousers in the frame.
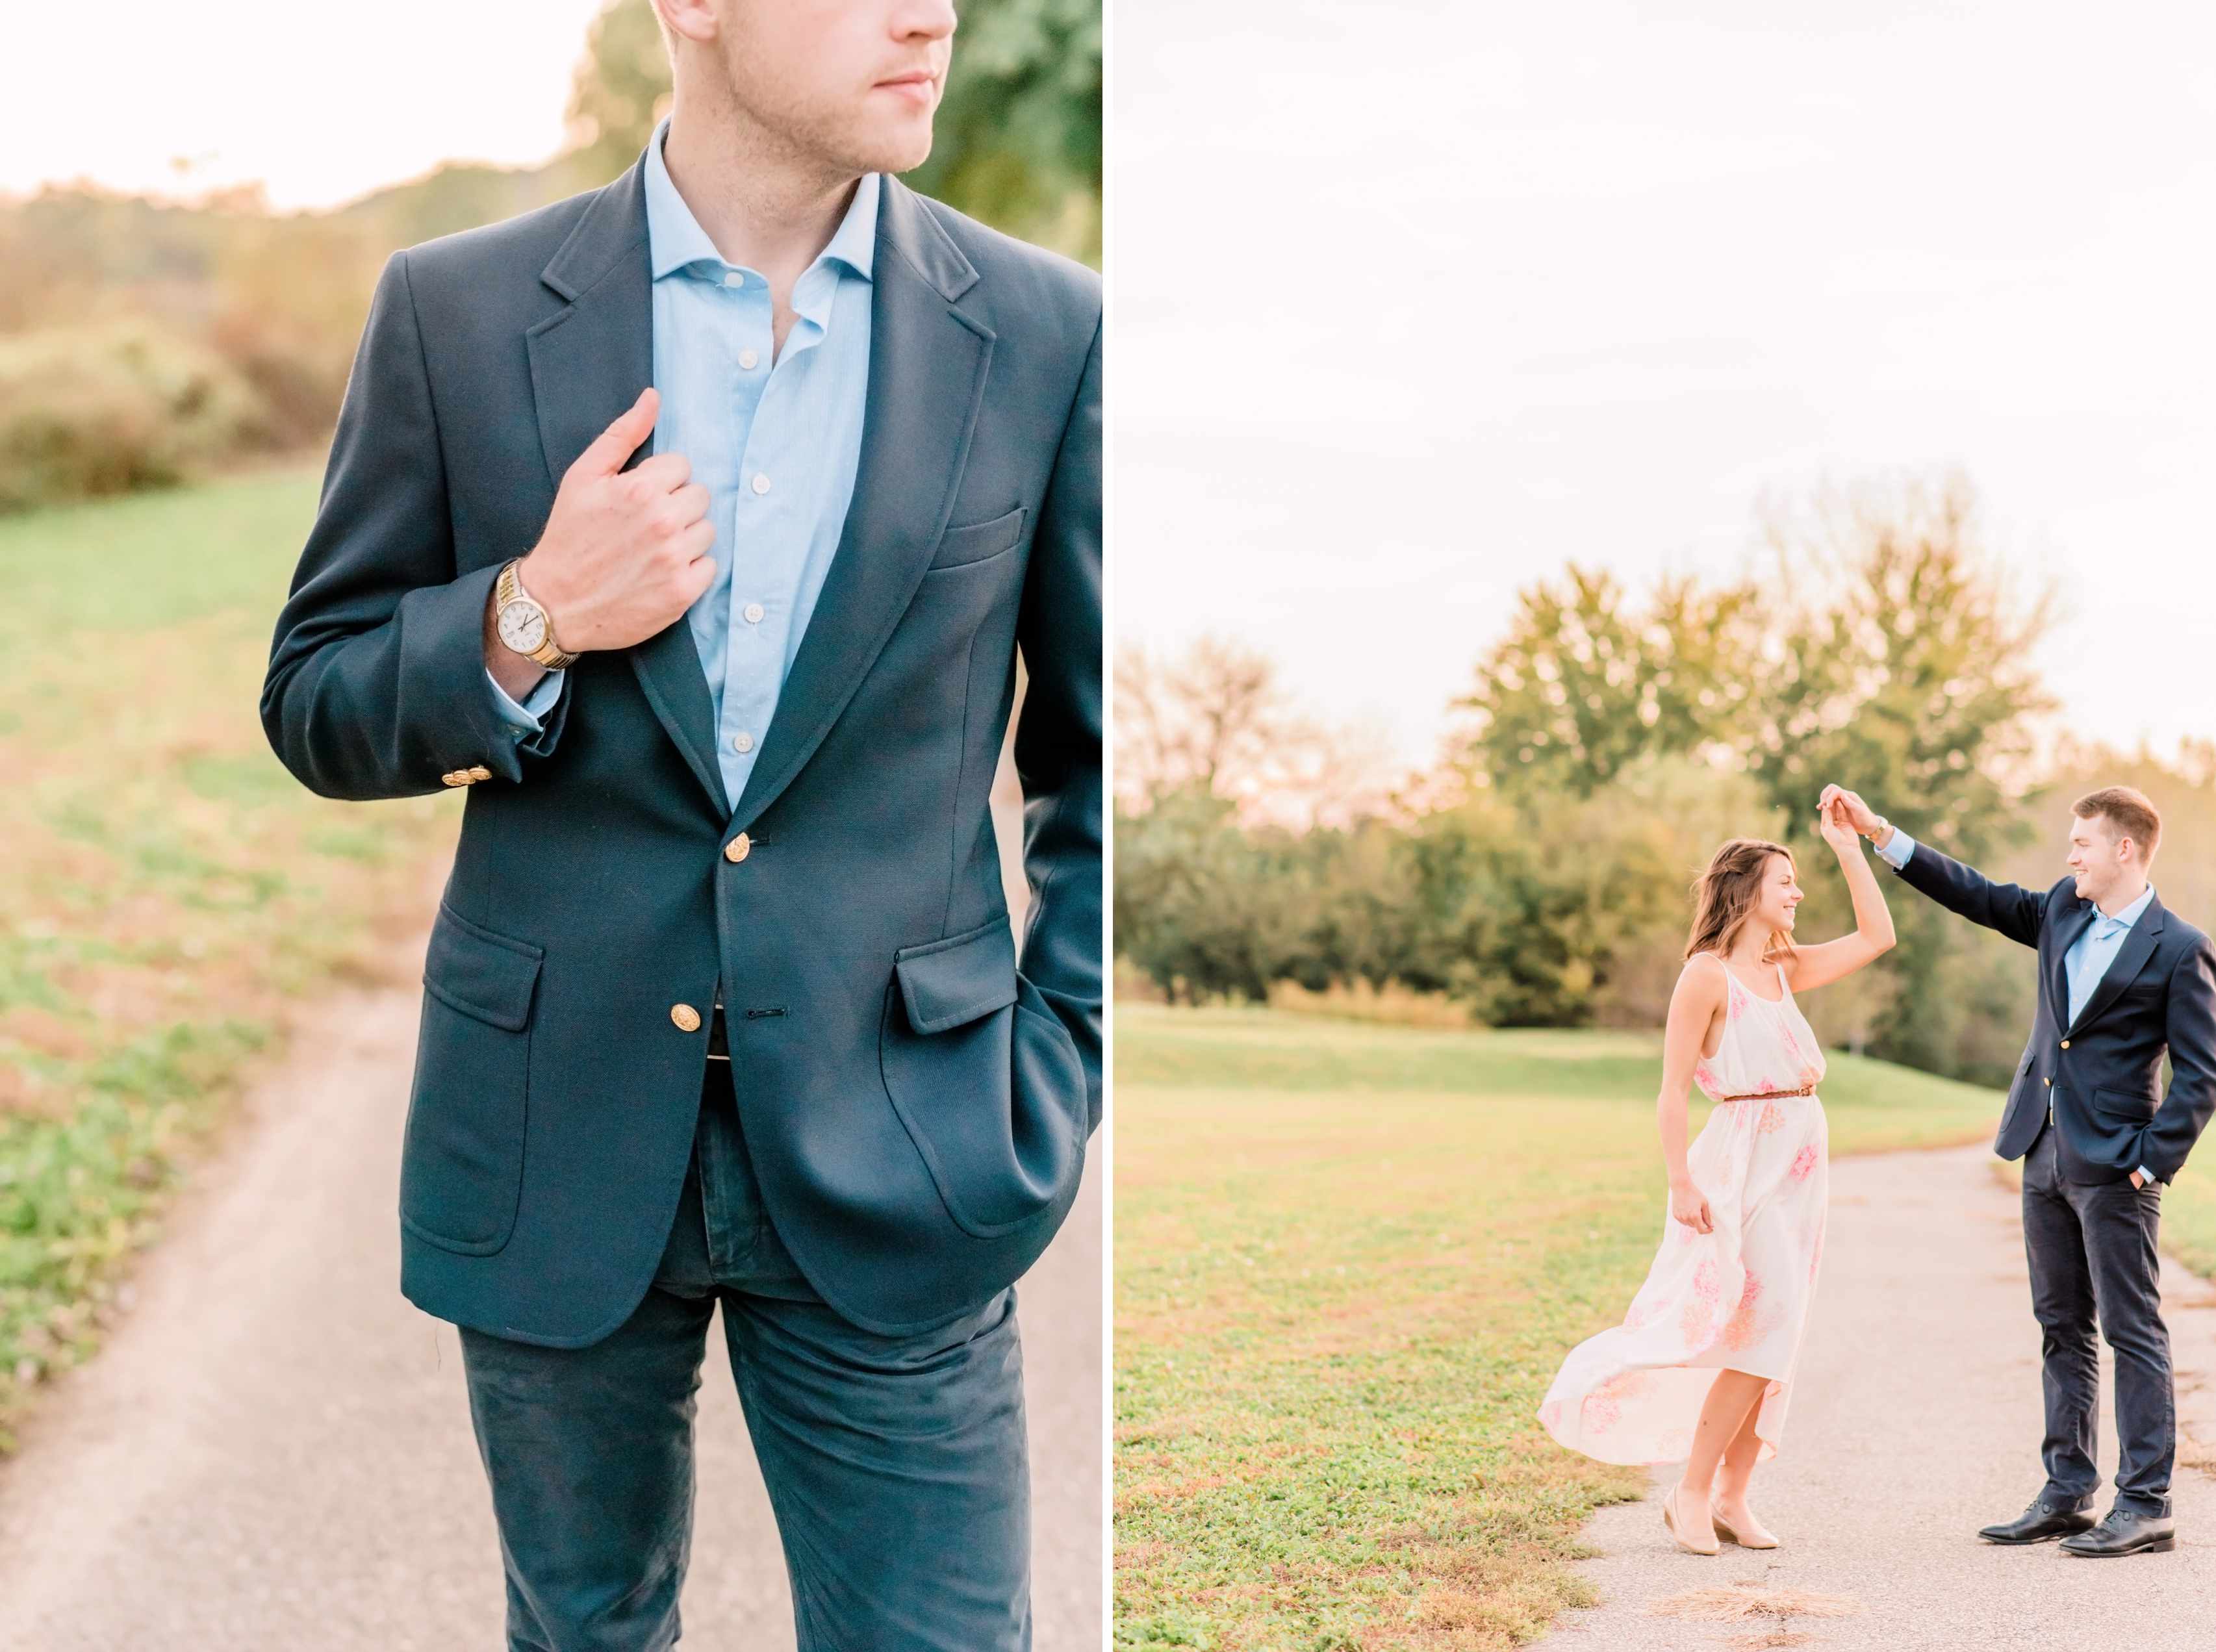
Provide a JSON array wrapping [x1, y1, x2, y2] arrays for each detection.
[[2020, 1109, 2175, 1518], [456, 1056, 1033, 1650]]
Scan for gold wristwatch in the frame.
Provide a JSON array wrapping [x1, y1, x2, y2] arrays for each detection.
[[494, 559, 579, 668]]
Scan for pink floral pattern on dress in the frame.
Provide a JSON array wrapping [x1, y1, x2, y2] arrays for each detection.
[[1536, 958, 1829, 1468]]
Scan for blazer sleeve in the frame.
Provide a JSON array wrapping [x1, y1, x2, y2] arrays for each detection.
[[1011, 312, 1102, 1140], [260, 249, 570, 800], [2139, 934, 2216, 1184], [1892, 836, 2050, 949]]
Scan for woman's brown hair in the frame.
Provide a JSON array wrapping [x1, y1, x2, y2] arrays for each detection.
[[1684, 837, 1798, 963]]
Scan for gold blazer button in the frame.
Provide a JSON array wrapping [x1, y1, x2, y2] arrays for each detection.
[[724, 833, 752, 863], [440, 771, 468, 787], [466, 765, 492, 782], [2060, 1039, 2070, 1049], [670, 1002, 702, 1032]]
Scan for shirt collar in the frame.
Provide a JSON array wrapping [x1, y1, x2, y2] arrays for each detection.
[[643, 116, 878, 285], [2099, 883, 2156, 931]]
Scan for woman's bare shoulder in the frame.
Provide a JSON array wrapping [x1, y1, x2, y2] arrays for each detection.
[[1672, 951, 1730, 1004]]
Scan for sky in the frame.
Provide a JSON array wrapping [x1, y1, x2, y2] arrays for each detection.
[[1112, 0, 2216, 783], [2, 0, 610, 210]]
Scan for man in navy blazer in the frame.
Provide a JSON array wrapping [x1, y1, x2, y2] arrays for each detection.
[[1823, 783, 2216, 1560], [261, 1, 1099, 1645]]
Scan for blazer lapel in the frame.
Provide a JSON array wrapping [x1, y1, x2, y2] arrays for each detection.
[[728, 176, 995, 833], [524, 152, 728, 815], [2046, 900, 2093, 1029], [2066, 895, 2167, 1037]]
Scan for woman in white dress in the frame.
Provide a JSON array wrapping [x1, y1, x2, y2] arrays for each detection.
[[1536, 797, 1895, 1554]]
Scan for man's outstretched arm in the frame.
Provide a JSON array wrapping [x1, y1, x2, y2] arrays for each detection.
[[1012, 314, 1102, 1140], [260, 249, 569, 799], [1824, 785, 2048, 949]]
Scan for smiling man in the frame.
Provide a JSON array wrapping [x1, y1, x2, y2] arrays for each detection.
[[260, 1, 1101, 1646], [1820, 782, 2216, 1561]]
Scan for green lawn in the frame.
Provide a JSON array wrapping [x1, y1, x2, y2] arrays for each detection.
[[1111, 1003, 2011, 1651], [0, 463, 460, 1448]]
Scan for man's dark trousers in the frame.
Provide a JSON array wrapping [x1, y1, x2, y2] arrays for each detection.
[[459, 1049, 1030, 1652], [2019, 1104, 2174, 1518]]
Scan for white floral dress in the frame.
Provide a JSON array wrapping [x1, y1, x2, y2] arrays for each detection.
[[1536, 956, 1830, 1467]]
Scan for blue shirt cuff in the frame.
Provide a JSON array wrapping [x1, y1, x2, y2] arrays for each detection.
[[486, 665, 565, 735], [1873, 824, 1916, 870], [2138, 1164, 2159, 1186]]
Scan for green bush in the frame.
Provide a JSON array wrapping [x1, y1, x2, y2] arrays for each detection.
[[0, 321, 277, 513]]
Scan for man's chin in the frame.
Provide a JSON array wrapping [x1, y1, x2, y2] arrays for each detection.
[[847, 121, 934, 177]]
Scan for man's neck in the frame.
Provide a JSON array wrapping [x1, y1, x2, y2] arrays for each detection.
[[661, 99, 862, 306], [2097, 874, 2150, 919]]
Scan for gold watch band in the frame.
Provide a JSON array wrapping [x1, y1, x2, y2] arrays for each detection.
[[498, 559, 579, 668]]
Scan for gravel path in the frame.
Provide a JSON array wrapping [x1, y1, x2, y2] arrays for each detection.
[[1537, 1139, 2216, 1652], [0, 968, 1102, 1650]]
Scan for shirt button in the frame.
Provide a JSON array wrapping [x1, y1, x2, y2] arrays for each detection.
[[751, 473, 771, 495], [739, 348, 759, 370], [722, 272, 744, 288], [743, 602, 765, 624], [731, 730, 754, 754]]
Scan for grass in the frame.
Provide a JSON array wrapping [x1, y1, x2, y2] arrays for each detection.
[[0, 461, 461, 1449], [1110, 1002, 2008, 1652]]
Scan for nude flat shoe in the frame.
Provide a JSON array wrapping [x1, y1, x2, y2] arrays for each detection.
[[1711, 1506, 1780, 1549], [1662, 1485, 1721, 1556]]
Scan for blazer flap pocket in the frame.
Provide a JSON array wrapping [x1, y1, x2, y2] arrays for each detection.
[[424, 905, 545, 1032], [928, 505, 1028, 571], [2092, 1085, 2159, 1122], [895, 915, 1019, 1034]]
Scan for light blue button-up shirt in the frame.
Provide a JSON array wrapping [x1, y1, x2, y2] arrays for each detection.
[[487, 115, 879, 811], [1877, 825, 2161, 1183]]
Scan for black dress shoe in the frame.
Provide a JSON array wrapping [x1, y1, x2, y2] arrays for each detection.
[[1978, 1495, 2096, 1544], [2058, 1508, 2176, 1557]]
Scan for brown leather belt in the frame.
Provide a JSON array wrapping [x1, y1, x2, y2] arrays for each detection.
[[1717, 1084, 1816, 1101]]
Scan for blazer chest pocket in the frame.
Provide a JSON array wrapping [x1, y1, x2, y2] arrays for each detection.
[[925, 505, 1028, 572], [398, 905, 543, 1255], [878, 913, 1083, 1238]]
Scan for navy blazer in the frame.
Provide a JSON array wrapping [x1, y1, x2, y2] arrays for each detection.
[[261, 147, 1102, 1343], [1896, 839, 2216, 1185]]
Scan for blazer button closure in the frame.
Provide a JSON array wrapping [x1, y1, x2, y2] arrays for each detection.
[[466, 765, 492, 782], [2045, 1077, 2052, 1087], [2060, 1039, 2070, 1048], [724, 832, 752, 863], [440, 771, 469, 787], [670, 1003, 702, 1032]]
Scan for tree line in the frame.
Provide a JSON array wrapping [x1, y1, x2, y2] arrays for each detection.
[[1114, 474, 2216, 1090]]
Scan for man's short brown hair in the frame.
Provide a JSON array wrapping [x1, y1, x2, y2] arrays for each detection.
[[2073, 784, 2163, 862]]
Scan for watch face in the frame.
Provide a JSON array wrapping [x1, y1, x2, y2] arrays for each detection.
[[498, 599, 548, 655]]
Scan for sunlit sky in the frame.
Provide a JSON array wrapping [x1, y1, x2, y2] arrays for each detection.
[[3, 0, 609, 209], [1114, 0, 2216, 782]]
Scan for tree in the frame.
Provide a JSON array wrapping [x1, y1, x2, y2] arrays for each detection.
[[1114, 635, 1392, 828], [560, 0, 677, 192], [1447, 565, 1766, 801]]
